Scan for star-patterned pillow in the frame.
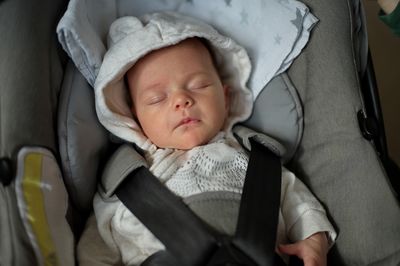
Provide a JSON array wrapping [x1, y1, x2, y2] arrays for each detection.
[[58, 0, 318, 99]]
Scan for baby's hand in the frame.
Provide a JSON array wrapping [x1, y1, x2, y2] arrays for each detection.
[[278, 232, 329, 266]]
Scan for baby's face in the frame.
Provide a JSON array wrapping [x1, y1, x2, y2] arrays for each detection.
[[127, 38, 229, 150]]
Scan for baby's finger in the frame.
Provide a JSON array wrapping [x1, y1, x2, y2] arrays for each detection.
[[303, 256, 323, 266], [278, 243, 301, 257]]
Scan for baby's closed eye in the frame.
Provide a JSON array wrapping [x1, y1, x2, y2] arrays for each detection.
[[144, 93, 167, 105], [188, 80, 212, 90]]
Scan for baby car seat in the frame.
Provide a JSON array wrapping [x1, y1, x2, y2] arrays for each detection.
[[0, 0, 400, 265]]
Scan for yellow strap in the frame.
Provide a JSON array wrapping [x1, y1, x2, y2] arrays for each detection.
[[22, 153, 59, 266]]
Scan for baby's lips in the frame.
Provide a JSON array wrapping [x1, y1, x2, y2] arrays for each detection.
[[176, 117, 200, 128]]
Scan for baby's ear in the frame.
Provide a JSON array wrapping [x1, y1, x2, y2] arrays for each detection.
[[125, 75, 137, 118], [130, 100, 138, 118], [223, 84, 230, 111], [126, 90, 138, 119]]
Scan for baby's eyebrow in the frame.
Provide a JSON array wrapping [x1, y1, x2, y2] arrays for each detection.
[[135, 83, 165, 100], [187, 71, 210, 79], [141, 83, 164, 93]]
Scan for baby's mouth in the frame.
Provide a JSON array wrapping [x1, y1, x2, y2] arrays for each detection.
[[176, 117, 200, 128]]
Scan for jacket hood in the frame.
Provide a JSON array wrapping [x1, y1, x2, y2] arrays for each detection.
[[94, 11, 253, 152]]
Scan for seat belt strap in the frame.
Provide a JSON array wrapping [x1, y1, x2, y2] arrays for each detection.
[[115, 166, 216, 266], [233, 139, 282, 266]]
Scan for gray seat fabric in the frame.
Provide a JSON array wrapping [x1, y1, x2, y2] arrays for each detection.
[[0, 0, 68, 265], [0, 0, 65, 158], [287, 0, 400, 264], [58, 61, 110, 213]]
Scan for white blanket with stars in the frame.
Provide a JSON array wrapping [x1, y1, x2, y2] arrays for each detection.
[[57, 0, 318, 99]]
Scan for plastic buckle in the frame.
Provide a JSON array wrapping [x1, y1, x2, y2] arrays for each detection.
[[357, 110, 379, 141], [0, 157, 13, 186]]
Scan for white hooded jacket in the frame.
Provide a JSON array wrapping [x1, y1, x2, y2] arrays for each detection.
[[94, 11, 253, 153]]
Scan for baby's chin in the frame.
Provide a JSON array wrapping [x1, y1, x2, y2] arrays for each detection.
[[160, 142, 206, 151], [156, 136, 212, 150]]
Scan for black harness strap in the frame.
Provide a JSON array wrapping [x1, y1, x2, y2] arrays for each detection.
[[233, 140, 281, 265], [115, 166, 217, 266], [116, 139, 283, 266]]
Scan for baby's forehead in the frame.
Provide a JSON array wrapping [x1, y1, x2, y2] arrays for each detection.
[[141, 38, 211, 63], [127, 38, 214, 77]]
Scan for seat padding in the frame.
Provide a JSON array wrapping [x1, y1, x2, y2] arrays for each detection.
[[287, 0, 400, 264]]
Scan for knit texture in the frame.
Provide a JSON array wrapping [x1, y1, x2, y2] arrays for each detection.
[[165, 137, 248, 197], [146, 133, 248, 197]]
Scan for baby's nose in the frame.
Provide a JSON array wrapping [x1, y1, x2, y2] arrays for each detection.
[[174, 94, 193, 109]]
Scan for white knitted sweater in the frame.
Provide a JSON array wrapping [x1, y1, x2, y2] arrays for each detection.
[[148, 133, 246, 197]]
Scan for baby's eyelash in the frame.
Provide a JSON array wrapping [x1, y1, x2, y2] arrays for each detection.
[[191, 83, 211, 90], [146, 95, 166, 105]]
